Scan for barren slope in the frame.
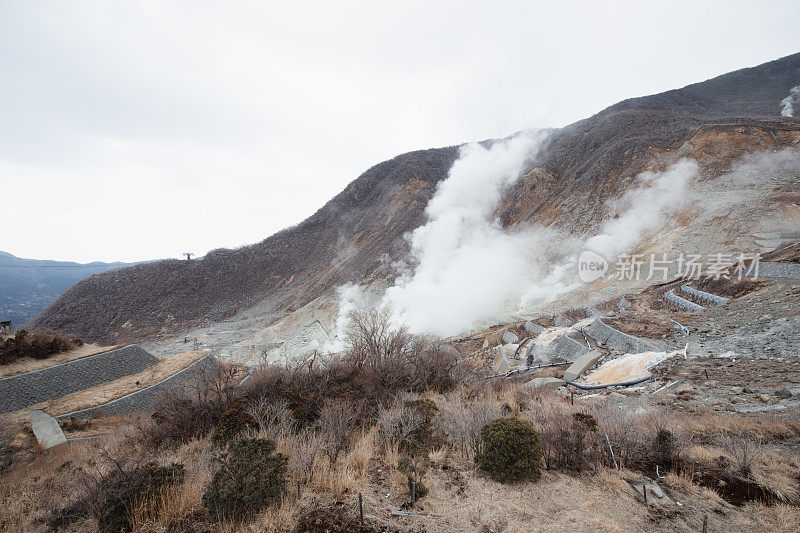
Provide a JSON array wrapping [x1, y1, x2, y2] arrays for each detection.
[[29, 53, 800, 344]]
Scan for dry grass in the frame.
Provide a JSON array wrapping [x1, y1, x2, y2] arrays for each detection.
[[0, 343, 120, 378], [130, 437, 214, 532], [2, 379, 800, 533]]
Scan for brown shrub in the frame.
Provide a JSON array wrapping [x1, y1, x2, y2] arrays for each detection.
[[0, 329, 81, 364]]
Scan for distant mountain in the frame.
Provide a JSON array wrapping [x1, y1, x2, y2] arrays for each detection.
[[29, 52, 800, 343], [0, 251, 136, 329]]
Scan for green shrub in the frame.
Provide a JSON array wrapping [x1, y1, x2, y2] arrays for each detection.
[[477, 418, 542, 483], [213, 397, 257, 444], [203, 437, 287, 521], [398, 456, 428, 502], [403, 398, 440, 453], [573, 412, 598, 431]]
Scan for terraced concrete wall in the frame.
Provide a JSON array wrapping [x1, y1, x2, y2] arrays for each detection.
[[586, 320, 655, 354], [0, 346, 158, 414], [754, 261, 800, 281], [56, 355, 215, 420]]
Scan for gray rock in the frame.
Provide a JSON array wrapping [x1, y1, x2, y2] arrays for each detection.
[[30, 410, 67, 449], [774, 388, 792, 400], [553, 315, 573, 327], [563, 350, 604, 381], [585, 319, 655, 354], [501, 330, 519, 344], [730, 386, 744, 394], [523, 377, 565, 390]]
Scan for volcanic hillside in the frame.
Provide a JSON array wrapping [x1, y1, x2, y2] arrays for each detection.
[[29, 53, 800, 344]]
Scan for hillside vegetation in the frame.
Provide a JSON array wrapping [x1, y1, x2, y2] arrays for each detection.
[[2, 310, 798, 532]]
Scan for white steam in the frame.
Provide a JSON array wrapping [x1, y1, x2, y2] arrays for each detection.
[[780, 85, 800, 117], [324, 146, 797, 341], [322, 283, 364, 353], [380, 135, 697, 337], [584, 159, 697, 259], [382, 131, 563, 336]]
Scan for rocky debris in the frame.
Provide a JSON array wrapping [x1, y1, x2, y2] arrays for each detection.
[[774, 388, 792, 400], [586, 307, 608, 318], [523, 377, 565, 390], [30, 410, 67, 450], [501, 330, 519, 344], [759, 394, 779, 404], [563, 350, 604, 381]]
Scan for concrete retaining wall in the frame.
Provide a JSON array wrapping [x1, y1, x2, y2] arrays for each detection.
[[0, 346, 159, 414], [680, 285, 728, 306], [586, 319, 655, 354], [544, 335, 590, 363], [753, 261, 800, 281], [56, 355, 215, 420], [665, 289, 705, 313]]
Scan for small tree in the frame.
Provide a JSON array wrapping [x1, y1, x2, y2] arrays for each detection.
[[477, 418, 542, 483], [203, 437, 287, 521]]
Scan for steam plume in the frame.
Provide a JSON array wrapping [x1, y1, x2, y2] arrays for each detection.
[[381, 137, 697, 337], [584, 159, 698, 258], [781, 85, 800, 117]]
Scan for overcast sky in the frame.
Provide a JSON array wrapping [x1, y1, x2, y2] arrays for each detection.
[[1, 1, 798, 263]]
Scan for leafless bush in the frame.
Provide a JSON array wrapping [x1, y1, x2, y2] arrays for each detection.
[[591, 402, 649, 470], [375, 401, 424, 451], [246, 396, 296, 439], [317, 400, 357, 460], [435, 394, 502, 459], [527, 402, 598, 472], [185, 358, 240, 414], [148, 357, 241, 444], [287, 433, 327, 485], [719, 431, 764, 477], [343, 308, 458, 395], [241, 310, 459, 427]]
